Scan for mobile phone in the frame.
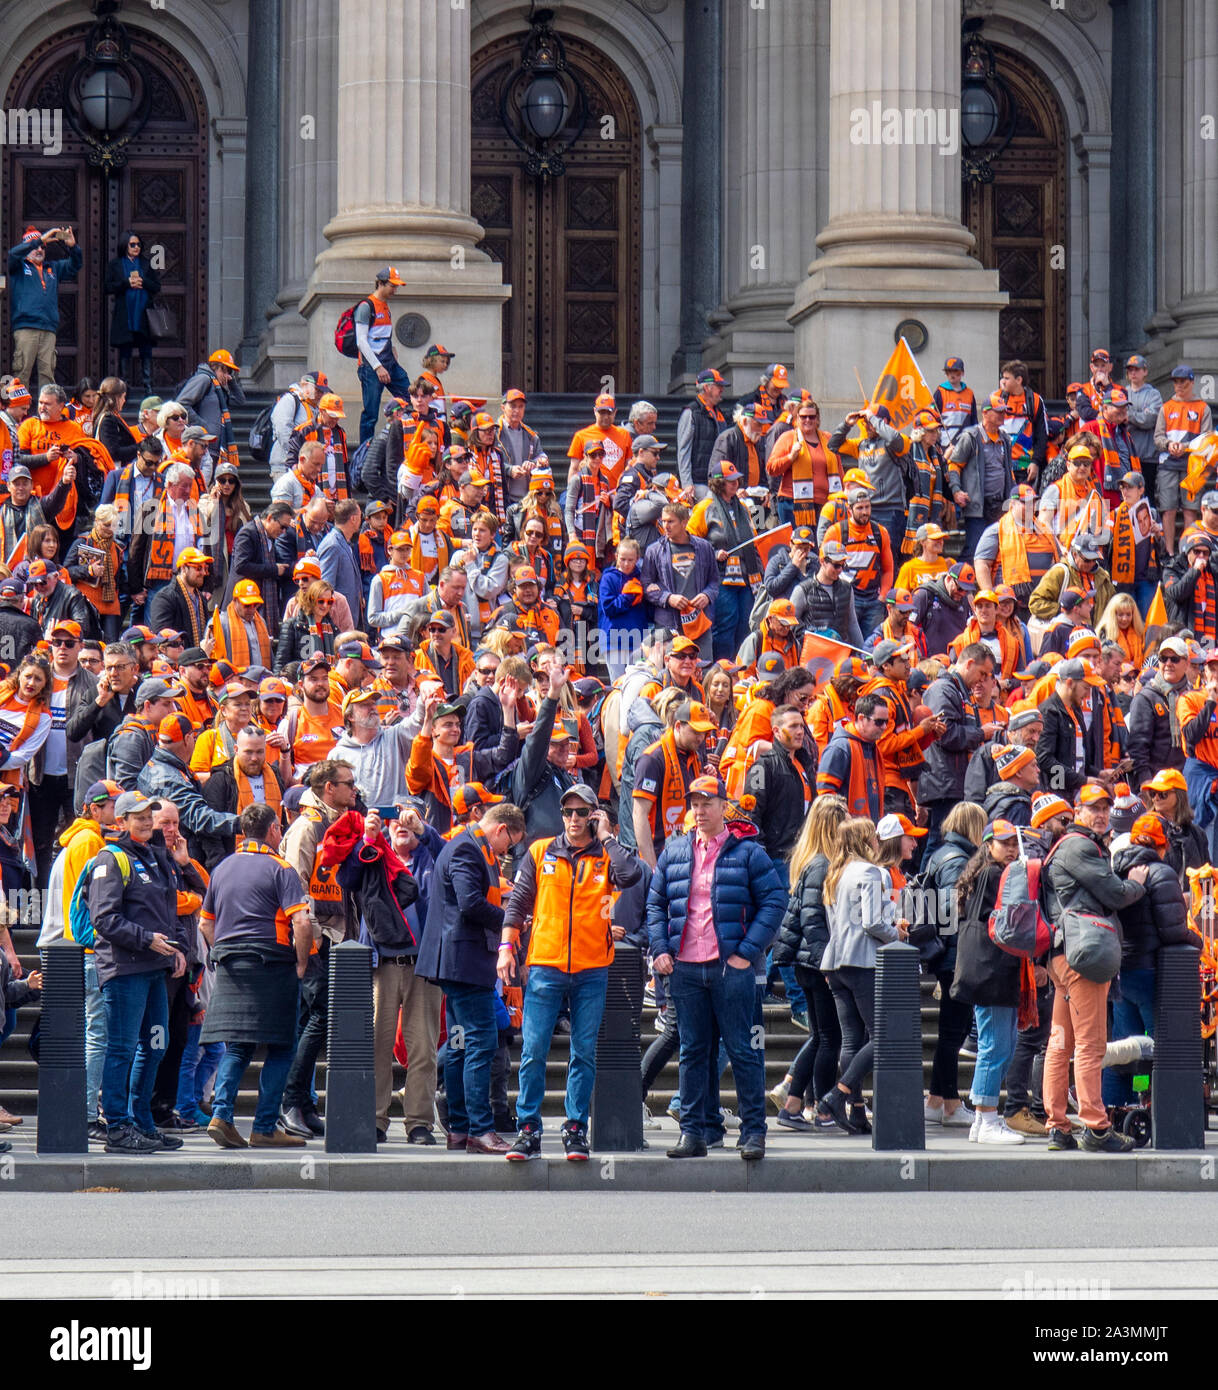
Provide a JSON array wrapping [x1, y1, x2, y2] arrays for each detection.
[[372, 805, 399, 820]]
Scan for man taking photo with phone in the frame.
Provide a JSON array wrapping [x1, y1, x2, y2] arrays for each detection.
[[498, 783, 640, 1161]]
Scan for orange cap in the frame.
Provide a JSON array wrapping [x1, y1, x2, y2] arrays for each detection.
[[318, 393, 345, 417], [232, 579, 262, 605], [1130, 812, 1168, 851], [176, 548, 212, 568], [209, 349, 239, 370], [594, 393, 616, 410]]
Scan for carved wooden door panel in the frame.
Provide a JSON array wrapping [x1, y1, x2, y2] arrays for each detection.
[[471, 34, 641, 393]]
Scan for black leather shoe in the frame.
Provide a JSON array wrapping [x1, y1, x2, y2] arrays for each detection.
[[738, 1133, 765, 1160], [376, 1128, 388, 1144], [300, 1107, 326, 1136], [280, 1107, 313, 1139], [666, 1134, 708, 1159], [407, 1125, 437, 1145]]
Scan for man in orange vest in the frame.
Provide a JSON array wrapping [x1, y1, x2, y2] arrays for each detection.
[[498, 782, 640, 1162], [815, 690, 888, 820], [1154, 364, 1214, 554], [821, 482, 893, 638]]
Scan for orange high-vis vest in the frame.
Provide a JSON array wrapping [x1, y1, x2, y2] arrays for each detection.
[[517, 838, 616, 973]]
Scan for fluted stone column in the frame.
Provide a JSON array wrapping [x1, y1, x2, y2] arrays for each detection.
[[704, 0, 825, 391], [255, 0, 340, 388], [790, 0, 1005, 422], [1147, 0, 1218, 383], [300, 1, 508, 399], [1109, 0, 1156, 364], [238, 0, 281, 370]]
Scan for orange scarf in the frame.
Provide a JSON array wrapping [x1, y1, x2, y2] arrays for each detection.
[[234, 757, 282, 817], [0, 694, 47, 787], [213, 604, 272, 669]]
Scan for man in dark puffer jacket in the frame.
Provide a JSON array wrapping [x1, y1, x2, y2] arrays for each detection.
[[1106, 813, 1198, 1106], [791, 540, 863, 647], [910, 562, 977, 657]]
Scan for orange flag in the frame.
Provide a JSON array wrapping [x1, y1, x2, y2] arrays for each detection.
[[799, 631, 855, 687], [867, 337, 935, 433], [750, 523, 792, 566], [1146, 584, 1167, 631]]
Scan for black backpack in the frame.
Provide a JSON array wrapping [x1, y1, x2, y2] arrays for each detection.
[[248, 402, 276, 462], [73, 737, 108, 815]]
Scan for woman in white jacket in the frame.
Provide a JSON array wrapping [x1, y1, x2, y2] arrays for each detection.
[[820, 817, 904, 1133]]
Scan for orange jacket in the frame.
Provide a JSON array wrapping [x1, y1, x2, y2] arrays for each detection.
[[507, 837, 618, 973]]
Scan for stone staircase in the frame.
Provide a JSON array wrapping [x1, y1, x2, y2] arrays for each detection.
[[0, 920, 970, 1120]]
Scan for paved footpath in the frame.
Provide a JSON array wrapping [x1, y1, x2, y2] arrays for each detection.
[[5, 1118, 1218, 1193]]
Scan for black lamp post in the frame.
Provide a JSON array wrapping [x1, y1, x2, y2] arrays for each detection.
[[500, 7, 588, 177], [960, 19, 1016, 184], [64, 3, 151, 172]]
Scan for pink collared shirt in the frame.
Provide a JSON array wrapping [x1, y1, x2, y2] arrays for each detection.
[[678, 827, 729, 962]]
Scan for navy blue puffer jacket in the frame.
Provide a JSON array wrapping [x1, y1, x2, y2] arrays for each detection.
[[646, 819, 787, 964]]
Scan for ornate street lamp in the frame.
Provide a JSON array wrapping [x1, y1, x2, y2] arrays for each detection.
[[500, 6, 589, 177], [960, 19, 1016, 184], [64, 2, 152, 172]]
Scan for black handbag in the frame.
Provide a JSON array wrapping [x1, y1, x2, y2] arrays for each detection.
[[145, 297, 176, 341]]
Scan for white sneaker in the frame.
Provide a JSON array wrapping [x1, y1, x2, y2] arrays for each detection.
[[968, 1111, 982, 1143], [769, 1080, 791, 1112], [942, 1103, 976, 1128], [718, 1107, 742, 1131], [642, 1105, 662, 1131], [976, 1114, 1026, 1145], [924, 1101, 944, 1124]]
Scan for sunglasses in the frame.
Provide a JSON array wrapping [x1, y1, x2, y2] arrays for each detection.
[[49, 638, 79, 647], [167, 413, 187, 422], [315, 598, 334, 607], [869, 717, 890, 728], [476, 666, 498, 676], [428, 625, 448, 634], [561, 806, 592, 819], [1162, 654, 1186, 663]]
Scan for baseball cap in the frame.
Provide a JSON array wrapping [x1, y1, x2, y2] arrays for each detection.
[[300, 652, 332, 674], [1171, 364, 1195, 380], [792, 526, 816, 545], [376, 266, 407, 286], [503, 388, 526, 402], [181, 425, 216, 443], [1126, 354, 1148, 369], [631, 434, 666, 453], [688, 774, 728, 799], [136, 677, 183, 703], [1030, 793, 1073, 829], [974, 589, 1000, 605], [594, 393, 616, 410], [259, 678, 290, 701], [387, 529, 412, 549], [47, 620, 82, 640], [83, 779, 123, 806], [458, 469, 489, 488], [176, 548, 212, 569], [416, 496, 440, 515], [994, 745, 1035, 781], [1157, 636, 1190, 660], [317, 393, 345, 418], [670, 635, 700, 657], [453, 783, 506, 816], [986, 391, 1010, 413], [944, 356, 965, 372], [1130, 812, 1168, 851], [767, 364, 790, 387], [835, 656, 871, 681], [1008, 707, 1043, 732], [157, 628, 185, 646], [1071, 533, 1103, 560], [1090, 348, 1112, 362], [872, 638, 914, 668], [114, 790, 160, 817], [336, 641, 381, 669], [1120, 471, 1146, 488], [675, 700, 716, 732], [178, 647, 209, 667], [696, 368, 726, 387], [876, 813, 927, 841], [512, 567, 540, 586], [1142, 768, 1187, 794], [364, 499, 392, 519], [948, 562, 978, 591], [573, 676, 606, 700], [209, 349, 239, 370], [821, 540, 849, 565], [983, 819, 1020, 843], [1058, 589, 1088, 614], [767, 598, 797, 623], [1102, 388, 1129, 408], [1076, 782, 1113, 806], [232, 579, 262, 605], [425, 344, 453, 359], [7, 465, 31, 482], [0, 579, 23, 600], [582, 441, 606, 459], [756, 651, 787, 677], [26, 559, 53, 580], [1057, 658, 1086, 681], [471, 412, 495, 430], [217, 681, 250, 703], [341, 687, 378, 718], [549, 718, 578, 743], [158, 712, 194, 743], [283, 785, 307, 814], [706, 458, 741, 482], [559, 783, 599, 811]]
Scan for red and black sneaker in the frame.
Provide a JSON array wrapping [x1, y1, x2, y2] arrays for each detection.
[[561, 1120, 590, 1162], [505, 1123, 542, 1162]]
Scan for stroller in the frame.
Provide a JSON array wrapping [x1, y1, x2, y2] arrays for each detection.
[[1103, 1034, 1155, 1147]]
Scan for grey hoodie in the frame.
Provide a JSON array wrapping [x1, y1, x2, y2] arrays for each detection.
[[332, 707, 423, 809]]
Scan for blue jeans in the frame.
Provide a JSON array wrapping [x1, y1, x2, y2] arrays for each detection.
[[175, 1023, 225, 1121], [713, 583, 754, 662], [212, 1041, 297, 1134], [100, 970, 168, 1131], [444, 983, 499, 1137], [970, 1003, 1019, 1107], [516, 965, 609, 1129], [776, 497, 796, 529], [962, 515, 988, 565], [670, 958, 767, 1140], [853, 593, 883, 641], [84, 955, 107, 1122], [1103, 967, 1156, 1106], [872, 508, 907, 572], [357, 358, 413, 445]]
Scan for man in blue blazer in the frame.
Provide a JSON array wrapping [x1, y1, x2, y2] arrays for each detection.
[[318, 498, 365, 628]]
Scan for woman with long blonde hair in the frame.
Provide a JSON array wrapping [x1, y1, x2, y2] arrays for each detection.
[[1096, 590, 1146, 669], [819, 816, 903, 1134], [769, 795, 846, 1130]]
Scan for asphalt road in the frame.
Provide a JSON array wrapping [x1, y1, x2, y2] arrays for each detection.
[[4, 1191, 1218, 1298]]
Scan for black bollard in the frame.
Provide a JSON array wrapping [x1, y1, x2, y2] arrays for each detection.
[[37, 940, 86, 1155], [324, 941, 376, 1154], [591, 941, 645, 1152], [872, 941, 925, 1151], [1152, 944, 1204, 1150]]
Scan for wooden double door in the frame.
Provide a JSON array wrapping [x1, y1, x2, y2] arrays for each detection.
[[471, 35, 642, 394], [3, 25, 208, 389]]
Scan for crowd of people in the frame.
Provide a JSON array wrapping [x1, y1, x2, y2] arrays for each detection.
[[0, 242, 1214, 1161]]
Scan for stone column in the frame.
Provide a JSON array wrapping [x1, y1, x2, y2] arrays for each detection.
[[789, 0, 1006, 423], [301, 1, 508, 399], [238, 0, 281, 369], [1109, 0, 1156, 363], [1147, 0, 1218, 383], [255, 0, 340, 388], [668, 0, 722, 389], [703, 0, 825, 391]]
